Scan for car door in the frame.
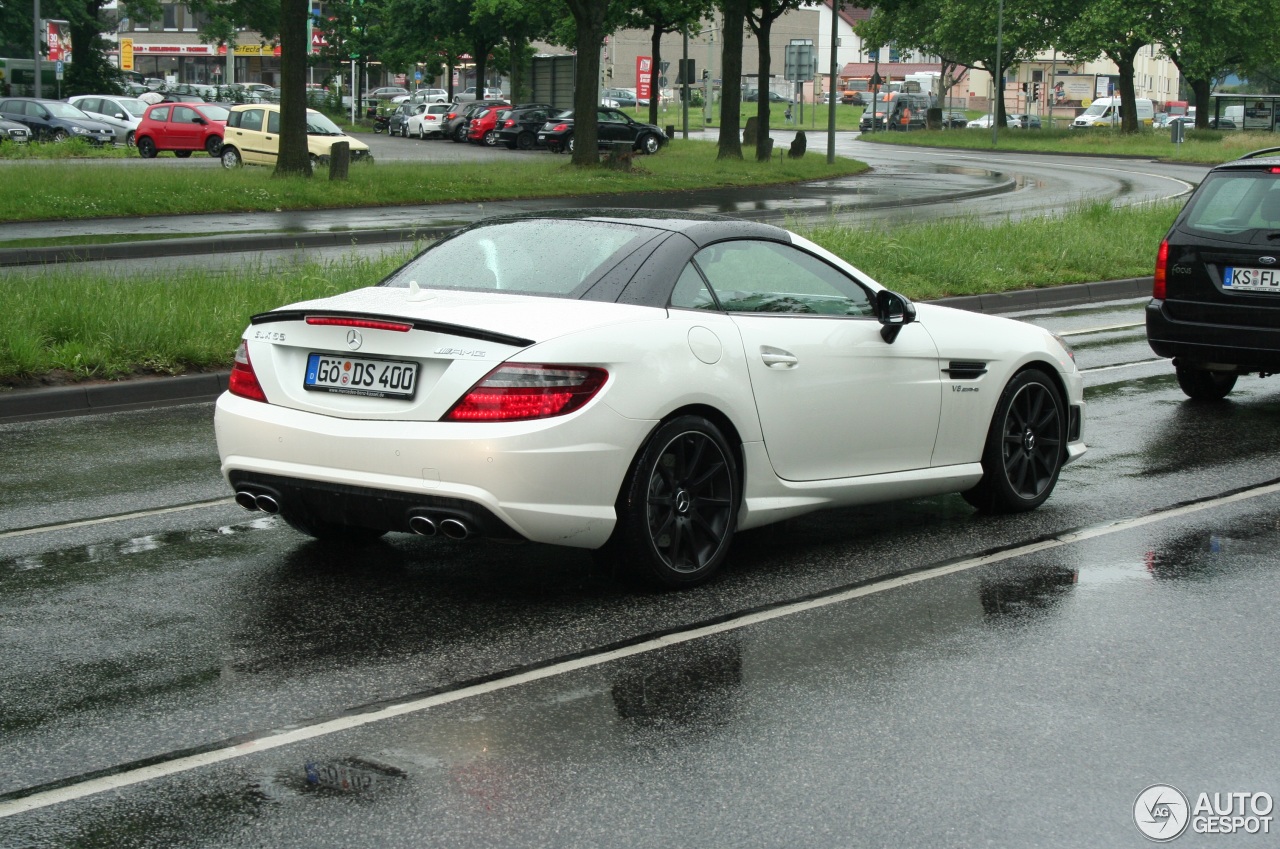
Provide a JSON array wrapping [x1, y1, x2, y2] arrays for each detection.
[[597, 108, 631, 148], [229, 107, 271, 164], [684, 239, 943, 481], [168, 105, 202, 149]]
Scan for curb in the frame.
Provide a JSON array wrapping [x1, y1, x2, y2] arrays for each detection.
[[0, 277, 1152, 425]]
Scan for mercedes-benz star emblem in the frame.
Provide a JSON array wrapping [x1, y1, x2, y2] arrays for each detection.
[[346, 329, 362, 351]]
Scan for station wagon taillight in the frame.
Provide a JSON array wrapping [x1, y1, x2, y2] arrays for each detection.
[[1153, 239, 1169, 300], [444, 364, 607, 422]]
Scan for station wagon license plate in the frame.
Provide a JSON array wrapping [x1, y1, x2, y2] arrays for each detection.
[[1224, 266, 1280, 293], [304, 353, 417, 399]]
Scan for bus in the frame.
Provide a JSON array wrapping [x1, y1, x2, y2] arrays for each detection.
[[0, 58, 61, 97]]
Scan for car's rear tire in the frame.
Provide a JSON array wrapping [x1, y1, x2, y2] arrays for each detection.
[[516, 131, 535, 150], [204, 136, 222, 156], [220, 146, 242, 168], [962, 368, 1065, 514], [606, 415, 740, 589], [453, 125, 467, 142], [484, 130, 499, 146], [282, 512, 387, 544], [174, 150, 192, 158], [1175, 363, 1237, 400], [137, 137, 157, 158], [566, 135, 576, 153]]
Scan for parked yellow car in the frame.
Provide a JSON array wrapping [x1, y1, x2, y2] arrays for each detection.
[[219, 103, 372, 168]]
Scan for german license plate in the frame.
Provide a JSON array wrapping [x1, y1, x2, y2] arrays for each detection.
[[1224, 266, 1280, 292], [304, 353, 417, 399]]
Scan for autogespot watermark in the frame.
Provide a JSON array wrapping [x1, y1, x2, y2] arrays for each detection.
[[1134, 784, 1274, 841]]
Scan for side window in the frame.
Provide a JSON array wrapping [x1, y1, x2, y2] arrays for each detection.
[[267, 110, 280, 133], [670, 263, 718, 311], [692, 240, 875, 317], [150, 106, 171, 122], [173, 106, 196, 123], [239, 109, 264, 131], [80, 98, 100, 114], [225, 109, 241, 128]]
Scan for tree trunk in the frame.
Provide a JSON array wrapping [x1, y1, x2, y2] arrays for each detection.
[[566, 2, 607, 166], [717, 0, 746, 160], [1112, 50, 1140, 133], [754, 18, 772, 162], [649, 25, 663, 126], [274, 0, 311, 177], [1190, 78, 1211, 129]]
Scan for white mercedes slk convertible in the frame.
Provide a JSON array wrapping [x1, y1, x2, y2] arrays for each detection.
[[215, 211, 1086, 587]]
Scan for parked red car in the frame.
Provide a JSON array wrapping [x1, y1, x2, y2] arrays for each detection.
[[467, 106, 505, 146], [135, 102, 229, 158]]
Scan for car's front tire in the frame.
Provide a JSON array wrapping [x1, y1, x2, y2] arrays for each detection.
[[963, 368, 1065, 513], [639, 133, 661, 154], [607, 415, 740, 588], [137, 137, 157, 158], [125, 130, 136, 147], [220, 145, 242, 168], [1175, 363, 1237, 400], [51, 129, 69, 143]]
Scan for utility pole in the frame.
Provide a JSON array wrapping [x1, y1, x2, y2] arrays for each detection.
[[827, 0, 838, 163], [33, 0, 42, 98]]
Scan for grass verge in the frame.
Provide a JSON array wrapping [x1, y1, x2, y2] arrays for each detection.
[[1, 199, 1176, 389], [0, 141, 868, 223], [859, 126, 1270, 164]]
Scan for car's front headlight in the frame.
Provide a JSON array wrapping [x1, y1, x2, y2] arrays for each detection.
[[72, 125, 88, 134]]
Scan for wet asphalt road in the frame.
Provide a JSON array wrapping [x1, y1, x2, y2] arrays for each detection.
[[3, 295, 1280, 847]]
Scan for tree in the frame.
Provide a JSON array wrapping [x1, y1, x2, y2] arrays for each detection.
[[472, 0, 561, 104], [745, 0, 804, 161], [621, 0, 715, 126], [1161, 0, 1270, 128], [1054, 0, 1161, 132], [560, 0, 631, 165], [717, 0, 749, 160]]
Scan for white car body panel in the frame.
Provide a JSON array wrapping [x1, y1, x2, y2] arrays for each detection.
[[406, 104, 449, 138]]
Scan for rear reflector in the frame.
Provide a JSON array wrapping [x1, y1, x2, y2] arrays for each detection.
[[444, 364, 608, 422], [1153, 239, 1169, 299], [305, 316, 412, 333]]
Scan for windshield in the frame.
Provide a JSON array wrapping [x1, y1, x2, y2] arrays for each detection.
[[46, 102, 90, 119], [382, 218, 652, 297], [305, 111, 344, 135], [1080, 102, 1109, 117], [119, 99, 148, 117], [198, 104, 230, 121]]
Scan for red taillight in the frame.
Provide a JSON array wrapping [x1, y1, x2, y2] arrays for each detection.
[[305, 316, 412, 332], [229, 340, 267, 403], [551, 123, 570, 132], [1153, 239, 1168, 299], [444, 365, 608, 422], [502, 119, 515, 128]]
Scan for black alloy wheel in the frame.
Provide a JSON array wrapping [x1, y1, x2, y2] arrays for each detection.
[[516, 130, 535, 150], [1175, 363, 1238, 400], [204, 135, 222, 156], [963, 369, 1065, 513], [137, 137, 157, 158], [609, 415, 740, 588]]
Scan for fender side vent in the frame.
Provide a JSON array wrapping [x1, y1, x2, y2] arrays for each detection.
[[943, 361, 988, 380]]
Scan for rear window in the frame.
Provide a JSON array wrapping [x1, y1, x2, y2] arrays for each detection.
[[381, 219, 653, 297], [1182, 171, 1280, 236]]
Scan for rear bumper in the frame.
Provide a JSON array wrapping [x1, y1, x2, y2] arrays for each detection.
[[1146, 299, 1280, 370], [215, 392, 653, 548]]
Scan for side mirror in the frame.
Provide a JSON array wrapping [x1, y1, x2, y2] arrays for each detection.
[[194, 116, 207, 124], [115, 112, 126, 119], [876, 289, 916, 343]]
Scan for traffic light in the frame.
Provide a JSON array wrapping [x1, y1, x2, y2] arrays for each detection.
[[1021, 82, 1028, 93], [1033, 82, 1041, 101]]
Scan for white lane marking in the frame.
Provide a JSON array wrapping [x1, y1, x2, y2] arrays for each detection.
[[4, 479, 1279, 819], [0, 499, 236, 541], [1060, 322, 1144, 336], [1081, 358, 1166, 374]]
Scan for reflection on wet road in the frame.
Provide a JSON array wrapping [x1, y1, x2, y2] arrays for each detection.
[[3, 296, 1280, 846]]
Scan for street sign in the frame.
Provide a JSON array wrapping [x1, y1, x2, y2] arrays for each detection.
[[55, 60, 64, 81]]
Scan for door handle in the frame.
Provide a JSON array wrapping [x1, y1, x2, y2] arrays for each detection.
[[760, 347, 798, 369]]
